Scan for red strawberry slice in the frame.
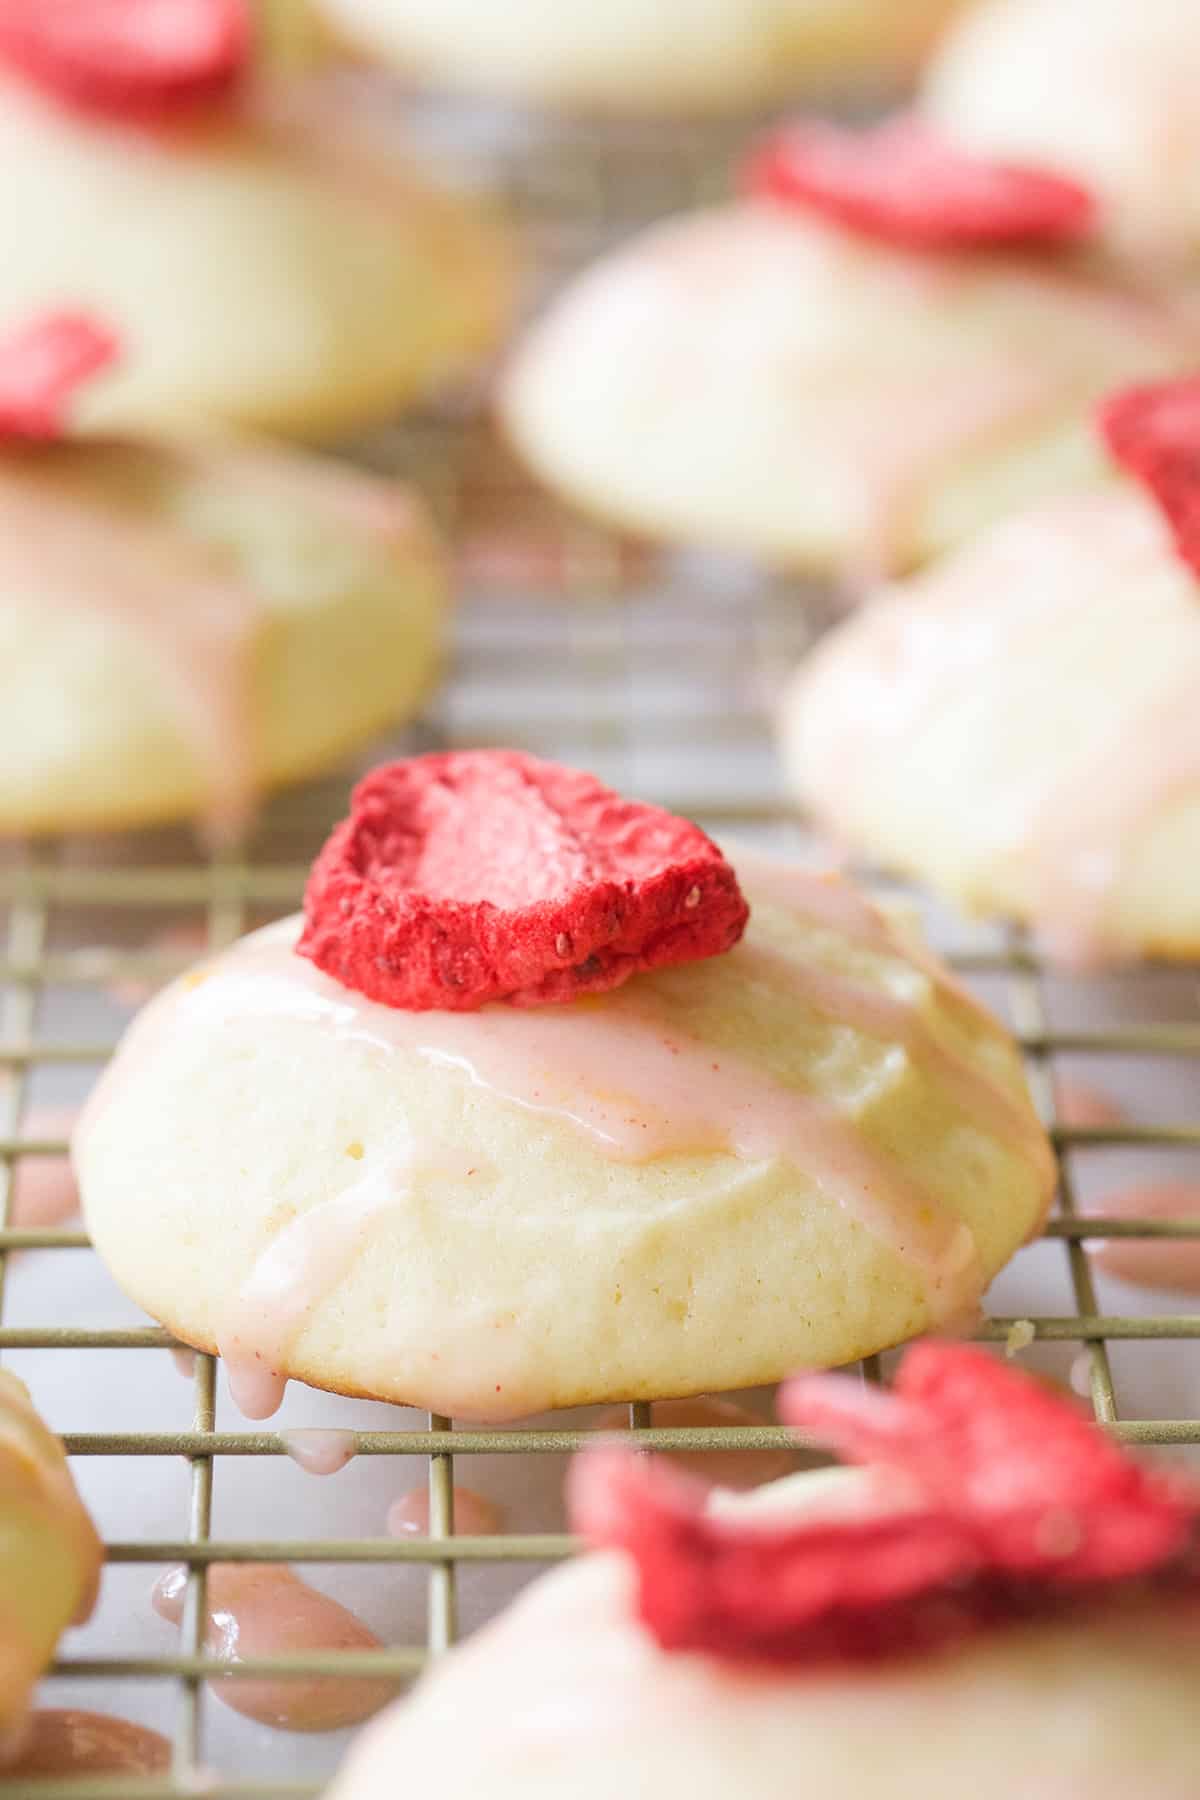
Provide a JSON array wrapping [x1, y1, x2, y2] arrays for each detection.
[[0, 313, 119, 440], [570, 1344, 1200, 1666], [0, 0, 250, 117], [785, 1344, 1191, 1581], [745, 116, 1095, 252], [298, 751, 750, 1012], [1098, 376, 1200, 580]]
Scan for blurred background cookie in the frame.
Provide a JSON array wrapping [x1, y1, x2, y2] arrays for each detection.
[[314, 0, 969, 116], [0, 11, 513, 437], [924, 0, 1200, 267], [0, 424, 447, 837], [780, 409, 1200, 962], [501, 122, 1195, 578]]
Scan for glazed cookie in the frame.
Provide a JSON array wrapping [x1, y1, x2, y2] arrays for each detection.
[[0, 315, 447, 836], [328, 1346, 1200, 1800], [501, 119, 1197, 576], [75, 753, 1052, 1421], [316, 0, 966, 115], [780, 376, 1200, 963], [0, 1372, 101, 1756], [924, 0, 1200, 266], [0, 1, 512, 437]]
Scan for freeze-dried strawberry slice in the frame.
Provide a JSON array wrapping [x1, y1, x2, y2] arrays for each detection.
[[1098, 376, 1200, 580], [298, 751, 749, 1012], [0, 313, 119, 440], [570, 1344, 1200, 1666], [745, 116, 1095, 252], [0, 0, 250, 117], [785, 1344, 1191, 1581]]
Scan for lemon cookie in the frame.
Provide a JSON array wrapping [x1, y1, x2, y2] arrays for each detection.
[[924, 0, 1200, 267], [328, 1346, 1200, 1800], [0, 433, 447, 836], [0, 1372, 101, 1758], [781, 459, 1200, 962], [316, 0, 967, 115], [501, 120, 1196, 576], [75, 759, 1051, 1420], [0, 7, 511, 438]]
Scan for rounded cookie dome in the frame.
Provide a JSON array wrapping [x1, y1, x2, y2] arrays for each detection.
[[326, 1462, 1200, 1800], [75, 849, 1052, 1420], [0, 1372, 101, 1752], [924, 0, 1200, 266], [0, 439, 447, 836], [780, 481, 1200, 961], [500, 203, 1193, 576], [316, 0, 968, 115], [0, 71, 512, 438]]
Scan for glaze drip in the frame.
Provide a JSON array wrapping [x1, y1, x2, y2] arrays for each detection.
[[152, 1563, 395, 1732]]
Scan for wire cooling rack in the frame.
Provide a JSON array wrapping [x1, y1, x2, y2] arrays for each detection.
[[3, 88, 1200, 1800]]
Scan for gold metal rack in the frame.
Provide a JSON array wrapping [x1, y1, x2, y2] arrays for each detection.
[[2, 95, 1198, 1800]]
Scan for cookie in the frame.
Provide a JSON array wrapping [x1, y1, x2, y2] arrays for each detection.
[[75, 831, 1052, 1421], [0, 437, 447, 836], [924, 0, 1200, 266], [0, 66, 512, 437], [501, 196, 1194, 576], [780, 479, 1200, 962], [328, 1346, 1200, 1800], [0, 1372, 101, 1757], [316, 0, 967, 115]]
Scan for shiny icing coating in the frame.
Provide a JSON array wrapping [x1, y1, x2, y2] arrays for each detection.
[[782, 482, 1200, 961], [500, 203, 1196, 577], [0, 1373, 102, 1746], [327, 1468, 1200, 1800], [76, 851, 1051, 1420]]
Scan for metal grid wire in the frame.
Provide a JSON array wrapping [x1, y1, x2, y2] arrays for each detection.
[[2, 97, 1200, 1800]]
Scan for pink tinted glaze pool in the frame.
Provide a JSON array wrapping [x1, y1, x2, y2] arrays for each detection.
[[596, 1395, 800, 1490], [387, 1487, 503, 1537], [9, 1105, 80, 1228], [4, 1710, 170, 1777], [1055, 1080, 1127, 1131], [282, 1428, 358, 1477], [1086, 1182, 1200, 1294], [152, 1563, 396, 1731]]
